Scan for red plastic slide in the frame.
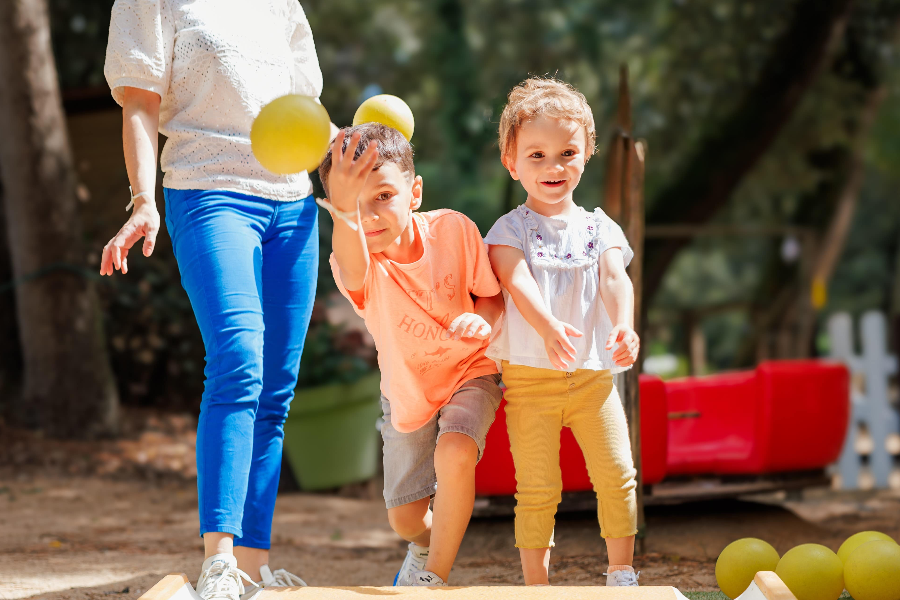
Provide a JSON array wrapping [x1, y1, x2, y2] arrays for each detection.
[[475, 361, 849, 497]]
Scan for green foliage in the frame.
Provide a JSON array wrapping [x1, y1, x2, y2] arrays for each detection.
[[295, 305, 377, 388], [46, 0, 900, 389]]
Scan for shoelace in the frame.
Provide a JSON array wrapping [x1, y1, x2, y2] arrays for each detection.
[[197, 562, 254, 600], [266, 568, 307, 588]]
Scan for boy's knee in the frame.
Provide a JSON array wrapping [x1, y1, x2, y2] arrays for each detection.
[[388, 502, 429, 539], [435, 432, 478, 473]]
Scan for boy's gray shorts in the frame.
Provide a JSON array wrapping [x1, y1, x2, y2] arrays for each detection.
[[380, 373, 502, 509]]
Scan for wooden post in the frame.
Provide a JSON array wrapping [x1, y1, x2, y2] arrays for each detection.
[[605, 65, 647, 552]]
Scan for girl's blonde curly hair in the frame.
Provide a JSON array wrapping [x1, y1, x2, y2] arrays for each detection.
[[498, 77, 597, 162]]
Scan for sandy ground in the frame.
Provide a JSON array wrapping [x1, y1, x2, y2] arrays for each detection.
[[1, 475, 899, 600], [2, 413, 898, 598]]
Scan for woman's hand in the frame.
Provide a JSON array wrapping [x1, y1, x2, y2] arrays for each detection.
[[100, 197, 160, 275]]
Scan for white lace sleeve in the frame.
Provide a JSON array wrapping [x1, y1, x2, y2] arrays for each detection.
[[288, 2, 323, 98], [484, 210, 526, 252], [593, 208, 634, 268], [104, 0, 174, 106]]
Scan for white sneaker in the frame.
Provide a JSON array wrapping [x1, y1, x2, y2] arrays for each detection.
[[241, 565, 307, 599], [393, 543, 430, 586], [406, 570, 446, 587], [604, 568, 640, 586], [197, 554, 254, 600]]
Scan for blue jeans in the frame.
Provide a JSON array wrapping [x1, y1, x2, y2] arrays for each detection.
[[165, 188, 318, 548]]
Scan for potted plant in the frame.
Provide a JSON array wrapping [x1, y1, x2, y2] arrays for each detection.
[[282, 301, 381, 491]]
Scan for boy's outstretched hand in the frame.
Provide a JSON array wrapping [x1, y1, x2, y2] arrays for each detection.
[[606, 325, 640, 367], [538, 318, 583, 371], [327, 130, 379, 215], [448, 313, 491, 340]]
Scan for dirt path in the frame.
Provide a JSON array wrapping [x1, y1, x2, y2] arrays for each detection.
[[2, 475, 898, 599]]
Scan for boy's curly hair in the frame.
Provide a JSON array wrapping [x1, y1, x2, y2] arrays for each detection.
[[498, 77, 597, 162], [318, 123, 414, 195]]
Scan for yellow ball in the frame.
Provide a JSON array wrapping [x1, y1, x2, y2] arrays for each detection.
[[838, 531, 897, 564], [251, 95, 331, 175], [352, 94, 414, 141], [775, 544, 844, 600], [844, 540, 900, 600], [715, 538, 780, 599]]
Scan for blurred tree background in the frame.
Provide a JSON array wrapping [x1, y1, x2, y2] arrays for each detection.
[[2, 0, 899, 431]]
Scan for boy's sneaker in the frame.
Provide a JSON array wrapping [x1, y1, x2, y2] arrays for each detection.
[[406, 570, 446, 587], [196, 554, 253, 600], [604, 568, 640, 587], [393, 542, 430, 586], [240, 565, 307, 599]]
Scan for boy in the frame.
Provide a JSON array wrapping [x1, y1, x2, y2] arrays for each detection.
[[320, 123, 504, 586]]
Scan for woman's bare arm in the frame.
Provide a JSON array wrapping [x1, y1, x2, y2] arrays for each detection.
[[100, 87, 162, 275]]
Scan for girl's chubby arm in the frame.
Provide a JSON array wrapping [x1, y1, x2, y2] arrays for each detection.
[[328, 131, 379, 306], [487, 244, 582, 370], [447, 292, 504, 341], [597, 248, 640, 367]]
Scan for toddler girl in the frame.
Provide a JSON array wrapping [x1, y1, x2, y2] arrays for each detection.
[[485, 77, 641, 587]]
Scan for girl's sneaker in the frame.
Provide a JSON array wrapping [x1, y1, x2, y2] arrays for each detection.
[[407, 570, 446, 587], [240, 566, 307, 600], [196, 554, 253, 600], [393, 542, 430, 586], [604, 568, 640, 587]]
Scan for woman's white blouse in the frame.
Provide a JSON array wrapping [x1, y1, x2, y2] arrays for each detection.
[[484, 205, 634, 373], [104, 0, 323, 201]]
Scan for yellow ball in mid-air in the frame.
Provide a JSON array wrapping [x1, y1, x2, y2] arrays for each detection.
[[715, 538, 780, 599], [775, 544, 844, 600], [251, 95, 331, 175], [844, 540, 900, 600], [837, 531, 896, 564], [352, 94, 414, 141]]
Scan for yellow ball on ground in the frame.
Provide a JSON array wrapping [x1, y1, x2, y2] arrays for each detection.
[[251, 94, 331, 175], [838, 531, 897, 564], [352, 94, 415, 141], [844, 540, 900, 600], [775, 544, 844, 600], [715, 538, 780, 599]]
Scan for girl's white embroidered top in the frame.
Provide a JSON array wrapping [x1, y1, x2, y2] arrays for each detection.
[[484, 205, 633, 373], [104, 0, 323, 201]]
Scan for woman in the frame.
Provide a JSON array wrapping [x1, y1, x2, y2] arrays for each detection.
[[102, 2, 331, 598]]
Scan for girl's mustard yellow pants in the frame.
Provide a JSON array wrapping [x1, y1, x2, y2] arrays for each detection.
[[502, 362, 638, 548]]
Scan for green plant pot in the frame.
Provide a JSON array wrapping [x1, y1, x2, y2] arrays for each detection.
[[283, 372, 382, 491]]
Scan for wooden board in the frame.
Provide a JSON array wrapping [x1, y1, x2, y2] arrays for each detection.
[[136, 572, 792, 600], [257, 587, 684, 600], [137, 576, 688, 600], [138, 574, 199, 600]]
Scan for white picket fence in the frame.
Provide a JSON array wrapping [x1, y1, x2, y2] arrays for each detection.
[[827, 311, 899, 489]]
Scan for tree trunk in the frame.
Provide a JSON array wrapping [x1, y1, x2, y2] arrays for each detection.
[[735, 2, 900, 365], [0, 185, 24, 423], [0, 0, 119, 438], [643, 0, 855, 303]]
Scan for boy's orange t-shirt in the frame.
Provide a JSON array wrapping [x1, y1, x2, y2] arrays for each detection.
[[330, 209, 501, 433]]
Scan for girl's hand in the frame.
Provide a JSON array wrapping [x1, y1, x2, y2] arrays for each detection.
[[448, 313, 491, 340], [538, 318, 583, 370], [606, 325, 640, 367], [100, 198, 160, 275]]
